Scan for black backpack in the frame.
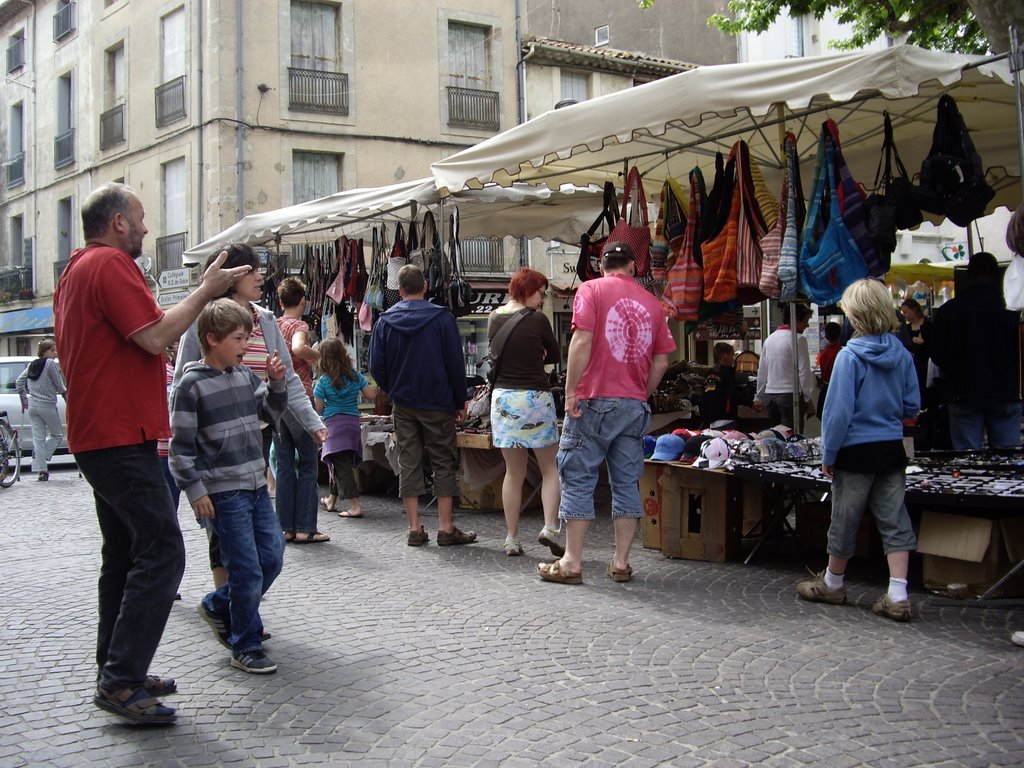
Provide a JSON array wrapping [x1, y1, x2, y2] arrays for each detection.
[[918, 94, 995, 227]]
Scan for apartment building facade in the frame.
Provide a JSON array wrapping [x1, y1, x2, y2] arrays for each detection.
[[0, 0, 520, 353]]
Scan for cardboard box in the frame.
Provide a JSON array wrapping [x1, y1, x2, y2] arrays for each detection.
[[459, 475, 504, 510], [457, 432, 493, 449], [640, 461, 742, 562], [917, 511, 1024, 598], [796, 501, 883, 559]]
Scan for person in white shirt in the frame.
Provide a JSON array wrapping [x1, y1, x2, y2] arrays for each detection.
[[753, 302, 816, 429]]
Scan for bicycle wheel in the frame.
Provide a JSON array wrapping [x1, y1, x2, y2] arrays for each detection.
[[0, 420, 20, 487]]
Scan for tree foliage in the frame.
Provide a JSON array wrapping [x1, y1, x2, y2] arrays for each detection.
[[638, 0, 990, 54]]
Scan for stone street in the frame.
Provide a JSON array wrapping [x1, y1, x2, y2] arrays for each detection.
[[1, 467, 1022, 767]]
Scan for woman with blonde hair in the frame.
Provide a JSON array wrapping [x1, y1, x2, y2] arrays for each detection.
[[15, 338, 66, 480], [797, 278, 920, 622]]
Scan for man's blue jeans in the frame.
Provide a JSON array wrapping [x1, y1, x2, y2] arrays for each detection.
[[203, 487, 284, 654], [273, 414, 319, 535], [76, 442, 185, 691], [557, 397, 651, 520], [948, 400, 1023, 450]]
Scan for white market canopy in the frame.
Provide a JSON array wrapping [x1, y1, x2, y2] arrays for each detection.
[[431, 45, 1020, 216], [183, 177, 604, 264]]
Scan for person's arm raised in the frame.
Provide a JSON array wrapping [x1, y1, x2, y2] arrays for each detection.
[[130, 251, 252, 355]]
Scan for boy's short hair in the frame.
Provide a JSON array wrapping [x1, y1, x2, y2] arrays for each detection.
[[277, 276, 307, 309], [198, 299, 253, 353], [840, 279, 897, 337], [780, 302, 812, 325], [824, 322, 841, 343], [712, 342, 734, 364]]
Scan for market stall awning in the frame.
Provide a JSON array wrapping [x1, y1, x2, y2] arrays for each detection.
[[0, 305, 53, 334], [431, 45, 1020, 219], [183, 179, 604, 264]]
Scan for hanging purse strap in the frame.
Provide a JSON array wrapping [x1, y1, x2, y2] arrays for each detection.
[[489, 308, 533, 380], [621, 167, 650, 227], [586, 181, 619, 237], [449, 206, 463, 274]]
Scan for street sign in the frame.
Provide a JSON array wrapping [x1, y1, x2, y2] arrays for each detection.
[[157, 289, 191, 307], [158, 268, 192, 289]]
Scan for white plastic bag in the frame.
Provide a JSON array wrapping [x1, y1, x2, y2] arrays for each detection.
[[1004, 255, 1024, 311]]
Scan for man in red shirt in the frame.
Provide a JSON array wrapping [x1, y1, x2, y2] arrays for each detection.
[[54, 182, 250, 725], [537, 242, 675, 585]]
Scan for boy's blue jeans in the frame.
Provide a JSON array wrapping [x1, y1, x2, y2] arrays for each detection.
[[203, 487, 284, 654]]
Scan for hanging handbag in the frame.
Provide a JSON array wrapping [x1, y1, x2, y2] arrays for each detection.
[[446, 207, 473, 317], [759, 133, 797, 298], [608, 166, 652, 278], [823, 120, 884, 279], [735, 140, 775, 304], [919, 93, 995, 226], [325, 237, 348, 304], [778, 137, 804, 302], [577, 181, 619, 282], [701, 148, 741, 303], [364, 228, 385, 310], [405, 219, 422, 269], [865, 113, 923, 271], [662, 167, 706, 321], [798, 141, 869, 306]]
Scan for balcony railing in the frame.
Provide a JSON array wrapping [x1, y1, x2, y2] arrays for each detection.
[[4, 153, 25, 187], [100, 104, 125, 149], [288, 67, 349, 115], [54, 260, 69, 286], [460, 236, 505, 275], [155, 231, 188, 273], [54, 128, 75, 169], [53, 2, 76, 42], [155, 76, 186, 127], [6, 37, 24, 73], [447, 85, 499, 131]]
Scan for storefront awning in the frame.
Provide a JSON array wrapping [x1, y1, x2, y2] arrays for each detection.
[[0, 305, 53, 334]]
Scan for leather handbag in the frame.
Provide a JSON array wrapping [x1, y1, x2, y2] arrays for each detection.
[[865, 112, 923, 271], [577, 181, 619, 282], [799, 141, 869, 305], [608, 166, 652, 278], [446, 207, 473, 317]]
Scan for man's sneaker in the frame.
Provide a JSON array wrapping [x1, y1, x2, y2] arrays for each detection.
[[796, 571, 847, 605], [437, 526, 477, 546], [871, 593, 911, 622], [1011, 631, 1024, 647], [231, 649, 278, 675], [407, 527, 429, 547], [504, 537, 524, 556], [197, 602, 231, 648], [538, 524, 565, 557]]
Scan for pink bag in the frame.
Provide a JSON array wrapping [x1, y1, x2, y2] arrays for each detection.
[[608, 166, 652, 278]]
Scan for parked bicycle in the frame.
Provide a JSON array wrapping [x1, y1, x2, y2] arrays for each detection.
[[0, 410, 22, 487]]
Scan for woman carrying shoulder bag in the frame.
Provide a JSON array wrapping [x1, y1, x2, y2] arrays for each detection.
[[15, 339, 66, 480], [487, 268, 563, 558]]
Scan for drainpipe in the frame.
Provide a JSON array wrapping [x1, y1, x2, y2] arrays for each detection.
[[235, 0, 244, 220], [514, 0, 525, 125], [196, 0, 204, 242]]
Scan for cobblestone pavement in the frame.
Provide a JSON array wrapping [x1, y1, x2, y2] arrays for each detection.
[[2, 467, 1023, 767]]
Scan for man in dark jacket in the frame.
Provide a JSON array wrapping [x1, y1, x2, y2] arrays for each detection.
[[930, 252, 1022, 450], [369, 264, 477, 548]]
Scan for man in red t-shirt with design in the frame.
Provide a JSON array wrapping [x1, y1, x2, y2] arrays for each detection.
[[54, 182, 250, 725], [537, 241, 675, 586]]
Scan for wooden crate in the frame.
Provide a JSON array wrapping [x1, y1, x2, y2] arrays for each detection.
[[640, 461, 744, 562]]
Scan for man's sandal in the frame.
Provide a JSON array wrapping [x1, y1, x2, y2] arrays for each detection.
[[142, 675, 177, 696], [94, 686, 176, 725], [537, 560, 583, 585]]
